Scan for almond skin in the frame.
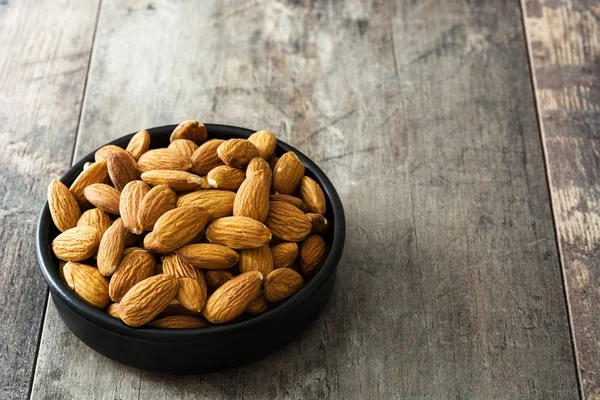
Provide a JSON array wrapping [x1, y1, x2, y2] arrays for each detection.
[[246, 290, 270, 314], [48, 179, 81, 232], [268, 155, 279, 170], [108, 151, 139, 190], [137, 184, 177, 231], [107, 303, 121, 319], [217, 139, 258, 167], [299, 234, 326, 275], [270, 242, 299, 269], [176, 277, 207, 312], [204, 270, 234, 292], [109, 249, 155, 302], [146, 206, 209, 254], [63, 262, 110, 308], [265, 201, 311, 242], [175, 243, 239, 269], [177, 190, 235, 221], [202, 271, 263, 324], [159, 299, 203, 317], [52, 226, 101, 261], [95, 145, 136, 165], [264, 268, 304, 303], [233, 170, 270, 222], [70, 160, 109, 205], [269, 194, 309, 213], [97, 218, 127, 276], [206, 216, 272, 249], [246, 157, 273, 182], [119, 274, 180, 327], [238, 245, 273, 276], [168, 139, 199, 161], [162, 254, 200, 279], [307, 213, 329, 234], [191, 139, 225, 175], [300, 176, 326, 215], [138, 148, 192, 173], [77, 208, 111, 237], [126, 129, 151, 160], [149, 315, 207, 329], [272, 152, 304, 194], [170, 120, 207, 145], [120, 180, 150, 234], [141, 170, 204, 191], [84, 183, 121, 215], [247, 130, 276, 160], [206, 165, 246, 191]]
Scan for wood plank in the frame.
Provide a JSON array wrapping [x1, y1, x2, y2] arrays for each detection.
[[0, 0, 99, 398], [524, 0, 600, 398], [31, 0, 579, 398]]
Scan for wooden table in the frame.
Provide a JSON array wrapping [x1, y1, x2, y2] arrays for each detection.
[[1, 0, 598, 398]]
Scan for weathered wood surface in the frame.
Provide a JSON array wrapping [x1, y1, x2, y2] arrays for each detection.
[[0, 0, 99, 398], [524, 0, 600, 398], [27, 0, 580, 398]]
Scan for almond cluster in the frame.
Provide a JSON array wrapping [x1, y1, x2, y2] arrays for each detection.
[[47, 121, 329, 329]]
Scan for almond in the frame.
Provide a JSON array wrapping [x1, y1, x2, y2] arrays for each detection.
[[107, 303, 121, 319], [52, 226, 101, 261], [217, 139, 258, 167], [238, 245, 273, 276], [137, 148, 192, 173], [269, 194, 309, 213], [206, 165, 246, 191], [299, 234, 326, 275], [141, 170, 204, 191], [175, 243, 239, 269], [123, 246, 145, 256], [124, 231, 144, 247], [268, 155, 279, 170], [204, 270, 234, 292], [119, 274, 180, 327], [83, 161, 93, 171], [199, 176, 212, 189], [206, 216, 271, 249], [170, 120, 207, 145], [233, 170, 270, 222], [176, 277, 207, 312], [247, 130, 276, 160], [149, 315, 208, 329], [77, 208, 111, 237], [246, 290, 270, 315], [307, 213, 329, 234], [264, 268, 304, 303], [159, 299, 203, 317], [162, 254, 200, 279], [107, 151, 139, 190], [126, 129, 151, 160], [168, 139, 198, 161], [63, 261, 110, 308], [119, 180, 150, 234], [84, 183, 121, 215], [146, 206, 209, 254], [246, 157, 273, 182], [191, 139, 225, 175], [265, 201, 311, 242], [137, 184, 177, 231], [300, 176, 326, 215], [202, 271, 262, 323], [272, 152, 304, 194], [97, 218, 127, 276], [95, 145, 136, 165], [48, 179, 81, 232], [69, 160, 109, 205], [109, 249, 155, 302], [177, 190, 235, 221], [270, 242, 299, 269]]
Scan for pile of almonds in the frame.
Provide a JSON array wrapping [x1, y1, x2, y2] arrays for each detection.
[[48, 121, 329, 329]]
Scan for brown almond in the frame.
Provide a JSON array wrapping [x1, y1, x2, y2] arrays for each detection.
[[120, 180, 150, 234], [95, 145, 136, 165], [272, 152, 304, 194], [233, 170, 270, 222], [52, 226, 101, 261], [177, 190, 235, 221], [107, 303, 121, 319], [119, 274, 180, 327], [162, 253, 200, 279], [146, 206, 209, 254], [217, 139, 258, 167], [202, 271, 263, 324], [191, 139, 225, 175], [126, 129, 151, 160], [206, 165, 246, 191], [265, 201, 311, 242], [168, 139, 198, 161], [83, 161, 93, 171], [137, 148, 192, 173], [300, 176, 326, 215], [268, 155, 279, 170], [269, 194, 310, 213], [246, 157, 273, 182], [84, 183, 121, 215], [204, 270, 234, 292], [137, 184, 177, 231], [141, 170, 204, 191], [97, 218, 127, 276], [170, 120, 207, 145], [63, 262, 110, 308], [109, 249, 155, 302], [176, 277, 207, 313], [299, 234, 326, 275], [48, 179, 81, 232], [159, 299, 203, 317], [149, 315, 207, 329], [123, 246, 145, 256], [246, 290, 270, 315], [238, 245, 273, 276], [264, 268, 304, 303], [175, 243, 239, 269], [206, 216, 271, 249], [108, 152, 139, 190], [307, 213, 329, 234], [247, 130, 276, 160], [69, 160, 109, 205], [77, 208, 111, 237], [270, 242, 299, 269]]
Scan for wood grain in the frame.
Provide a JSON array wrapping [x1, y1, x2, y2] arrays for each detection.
[[0, 0, 99, 398], [31, 0, 579, 398], [524, 0, 600, 398]]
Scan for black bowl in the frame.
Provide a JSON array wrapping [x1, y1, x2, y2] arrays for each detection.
[[36, 124, 345, 373]]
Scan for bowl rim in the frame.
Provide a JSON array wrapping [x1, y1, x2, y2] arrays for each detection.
[[36, 124, 345, 342]]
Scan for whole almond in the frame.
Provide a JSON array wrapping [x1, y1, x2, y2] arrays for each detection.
[[137, 184, 177, 231], [238, 245, 273, 276], [247, 130, 276, 160], [206, 216, 271, 249], [119, 274, 180, 327], [265, 201, 311, 242], [270, 194, 310, 212], [299, 234, 326, 275], [146, 206, 209, 254], [270, 242, 299, 269], [95, 145, 136, 165], [264, 268, 304, 303], [108, 152, 139, 190], [246, 291, 270, 314], [63, 262, 110, 308], [202, 271, 263, 324], [207, 165, 246, 191], [300, 176, 326, 215], [97, 218, 127, 276], [160, 299, 203, 317], [109, 249, 155, 302], [149, 315, 207, 329], [141, 170, 204, 191], [175, 243, 239, 269], [83, 161, 93, 171], [48, 179, 81, 232], [120, 180, 150, 234], [177, 190, 235, 221], [307, 213, 329, 234], [123, 246, 145, 256], [176, 277, 207, 312], [272, 152, 304, 194], [84, 183, 121, 215], [138, 148, 192, 173], [217, 139, 258, 167], [246, 157, 273, 182], [204, 270, 234, 292], [168, 139, 198, 161], [77, 208, 111, 237], [170, 120, 207, 144], [162, 253, 200, 279], [70, 160, 109, 205], [233, 170, 270, 222], [52, 226, 101, 261], [107, 303, 121, 319], [126, 129, 151, 160], [191, 139, 225, 175]]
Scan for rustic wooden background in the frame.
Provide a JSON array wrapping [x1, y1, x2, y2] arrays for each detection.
[[1, 0, 597, 398]]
